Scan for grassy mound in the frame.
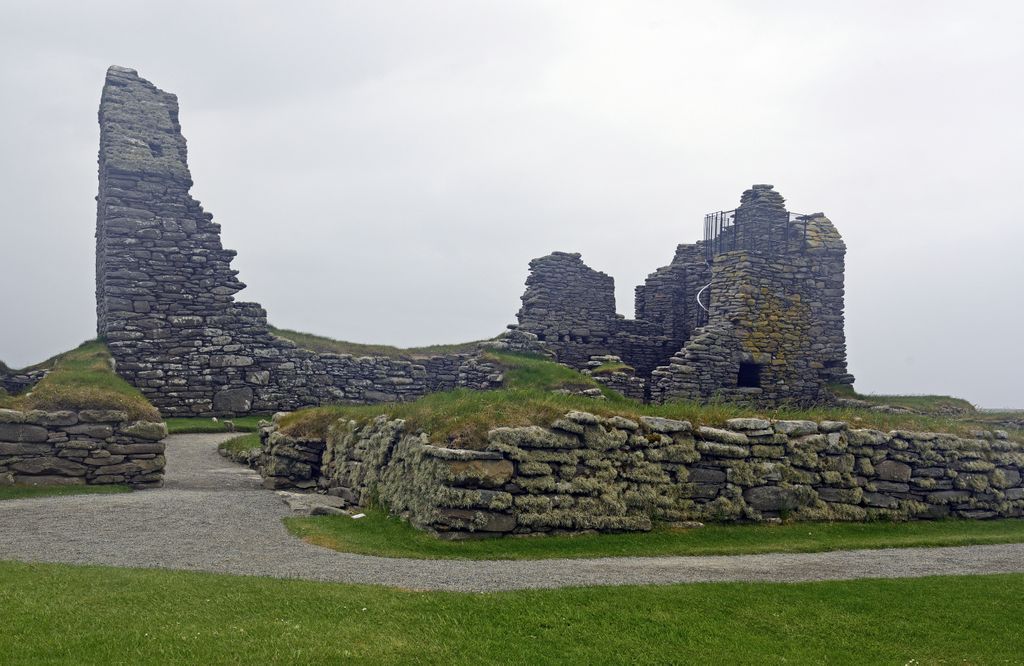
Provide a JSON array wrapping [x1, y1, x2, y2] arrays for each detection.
[[269, 326, 491, 359], [279, 352, 1013, 446], [0, 341, 160, 422]]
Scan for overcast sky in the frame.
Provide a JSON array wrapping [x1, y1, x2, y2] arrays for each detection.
[[1, 1, 1021, 407]]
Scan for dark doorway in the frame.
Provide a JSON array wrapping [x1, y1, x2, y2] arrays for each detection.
[[737, 362, 762, 388]]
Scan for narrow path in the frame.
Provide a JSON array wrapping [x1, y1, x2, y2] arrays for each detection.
[[1, 434, 1022, 592]]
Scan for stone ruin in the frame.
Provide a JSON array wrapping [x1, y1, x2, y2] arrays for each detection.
[[95, 66, 505, 417], [514, 184, 855, 406], [92, 65, 852, 417]]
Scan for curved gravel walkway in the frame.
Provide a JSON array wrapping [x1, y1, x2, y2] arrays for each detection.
[[1, 433, 1023, 592]]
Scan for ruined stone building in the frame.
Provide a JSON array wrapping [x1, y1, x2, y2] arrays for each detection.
[[95, 66, 503, 417], [515, 184, 854, 405], [93, 65, 851, 416]]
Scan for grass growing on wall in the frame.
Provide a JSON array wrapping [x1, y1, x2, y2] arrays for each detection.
[[286, 510, 1024, 560], [217, 433, 261, 456], [269, 326, 491, 359], [0, 341, 160, 422], [278, 352, 1019, 445], [0, 484, 131, 501], [1, 561, 1022, 664]]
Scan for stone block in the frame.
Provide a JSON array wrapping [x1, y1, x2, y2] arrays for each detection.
[[438, 508, 516, 533], [446, 458, 515, 489], [212, 388, 254, 414], [875, 460, 912, 482], [78, 410, 129, 423], [65, 424, 115, 439], [121, 421, 168, 441], [0, 409, 25, 424], [862, 492, 899, 509], [697, 426, 749, 446], [773, 420, 818, 436], [744, 485, 801, 512], [0, 424, 49, 443], [638, 417, 693, 435], [25, 411, 78, 427], [11, 456, 87, 476]]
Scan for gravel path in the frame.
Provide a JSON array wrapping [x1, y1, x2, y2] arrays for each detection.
[[1, 433, 1023, 592]]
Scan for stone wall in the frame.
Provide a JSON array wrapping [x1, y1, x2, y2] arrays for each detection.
[[94, 66, 502, 417], [0, 365, 46, 395], [0, 408, 167, 487], [255, 411, 1024, 537], [514, 184, 854, 406], [515, 252, 679, 377], [651, 210, 850, 406]]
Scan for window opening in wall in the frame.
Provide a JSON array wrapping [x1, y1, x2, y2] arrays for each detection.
[[737, 362, 762, 388]]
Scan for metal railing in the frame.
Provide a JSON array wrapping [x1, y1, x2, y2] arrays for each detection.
[[703, 210, 811, 262]]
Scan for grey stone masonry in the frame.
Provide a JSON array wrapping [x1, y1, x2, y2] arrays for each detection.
[[515, 252, 678, 377], [254, 412, 1024, 537], [651, 187, 852, 406], [0, 365, 46, 395], [0, 408, 167, 487], [515, 184, 853, 407], [94, 66, 503, 416]]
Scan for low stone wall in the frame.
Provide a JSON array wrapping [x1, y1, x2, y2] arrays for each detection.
[[0, 409, 167, 487], [255, 411, 1024, 537], [0, 367, 47, 395]]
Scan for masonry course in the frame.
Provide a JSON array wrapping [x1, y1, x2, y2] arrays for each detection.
[[0, 407, 167, 487], [254, 412, 1024, 538]]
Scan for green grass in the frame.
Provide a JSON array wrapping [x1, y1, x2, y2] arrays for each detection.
[[830, 384, 976, 415], [287, 510, 1024, 560], [165, 415, 267, 434], [0, 341, 160, 422], [269, 326, 491, 359], [0, 484, 131, 501], [278, 352, 1018, 445], [218, 433, 261, 456], [1, 561, 1021, 664], [590, 361, 635, 375]]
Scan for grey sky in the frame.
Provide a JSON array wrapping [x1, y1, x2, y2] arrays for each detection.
[[1, 1, 1021, 407]]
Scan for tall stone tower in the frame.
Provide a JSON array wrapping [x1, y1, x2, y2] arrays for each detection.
[[95, 66, 280, 415], [94, 66, 495, 416]]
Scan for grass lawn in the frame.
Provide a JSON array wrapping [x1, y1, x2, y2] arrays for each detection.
[[0, 340, 159, 422], [165, 415, 267, 434], [287, 510, 1024, 560], [0, 561, 1021, 664], [218, 433, 261, 456], [278, 352, 1022, 446], [0, 484, 130, 501]]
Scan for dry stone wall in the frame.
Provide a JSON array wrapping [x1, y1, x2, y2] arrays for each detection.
[[255, 412, 1024, 537], [0, 408, 166, 487], [0, 366, 46, 396], [94, 66, 502, 417], [515, 252, 681, 378]]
